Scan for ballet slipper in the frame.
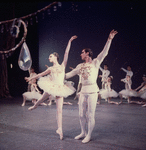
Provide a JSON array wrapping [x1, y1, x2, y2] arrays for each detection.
[[22, 103, 25, 107], [97, 101, 100, 105], [118, 102, 122, 105], [56, 129, 63, 140], [142, 104, 146, 107], [82, 135, 91, 144], [74, 133, 86, 140], [40, 103, 47, 106], [28, 105, 37, 111], [48, 101, 52, 106]]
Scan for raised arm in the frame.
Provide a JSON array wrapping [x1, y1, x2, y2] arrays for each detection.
[[25, 68, 51, 82], [62, 35, 77, 67], [99, 66, 103, 72], [121, 68, 128, 73], [97, 30, 118, 64]]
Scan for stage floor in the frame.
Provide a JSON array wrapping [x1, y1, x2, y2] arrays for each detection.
[[0, 97, 146, 150]]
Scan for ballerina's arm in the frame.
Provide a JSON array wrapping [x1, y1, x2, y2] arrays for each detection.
[[135, 82, 144, 91], [62, 35, 77, 67], [25, 68, 51, 82]]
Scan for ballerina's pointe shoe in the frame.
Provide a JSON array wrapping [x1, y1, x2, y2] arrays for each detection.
[[56, 129, 63, 140], [28, 105, 37, 111]]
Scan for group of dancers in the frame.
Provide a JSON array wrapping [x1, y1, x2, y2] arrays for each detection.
[[21, 29, 145, 144], [97, 65, 146, 106]]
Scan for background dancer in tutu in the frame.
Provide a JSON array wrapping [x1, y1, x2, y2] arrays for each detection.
[[22, 83, 47, 106], [97, 76, 119, 105], [25, 35, 77, 140], [135, 75, 146, 107], [65, 30, 118, 143], [99, 64, 110, 89], [119, 75, 138, 104]]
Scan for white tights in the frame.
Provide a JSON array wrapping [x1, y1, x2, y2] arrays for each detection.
[[28, 92, 63, 140], [75, 93, 98, 143]]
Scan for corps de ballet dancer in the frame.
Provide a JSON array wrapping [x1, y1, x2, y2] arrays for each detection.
[[97, 76, 119, 105], [121, 66, 133, 85], [99, 64, 110, 89], [65, 29, 118, 143], [135, 75, 146, 107], [25, 35, 77, 140], [22, 83, 47, 106], [119, 75, 137, 104]]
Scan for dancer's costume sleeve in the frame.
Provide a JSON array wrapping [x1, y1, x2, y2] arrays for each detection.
[[65, 64, 80, 79], [99, 66, 103, 72], [93, 39, 112, 67], [121, 68, 128, 73], [121, 68, 133, 78]]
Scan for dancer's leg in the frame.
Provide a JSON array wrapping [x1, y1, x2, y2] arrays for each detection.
[[28, 92, 49, 110], [119, 94, 123, 104], [56, 97, 63, 140], [75, 94, 87, 140], [22, 95, 26, 106], [97, 94, 101, 105], [108, 97, 119, 105], [82, 93, 97, 143]]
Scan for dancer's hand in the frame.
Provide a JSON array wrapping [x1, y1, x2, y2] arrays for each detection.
[[69, 66, 74, 70], [69, 35, 77, 42], [99, 75, 102, 78], [25, 77, 31, 82], [45, 65, 49, 68], [108, 29, 118, 40]]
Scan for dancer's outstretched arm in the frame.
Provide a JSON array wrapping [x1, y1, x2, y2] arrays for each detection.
[[25, 68, 51, 82], [135, 83, 144, 91], [121, 67, 128, 73], [62, 35, 77, 67], [96, 29, 118, 65]]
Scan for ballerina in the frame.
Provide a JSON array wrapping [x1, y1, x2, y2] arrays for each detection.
[[121, 66, 133, 86], [25, 35, 77, 140], [97, 76, 119, 105], [22, 83, 47, 106], [45, 65, 73, 106], [99, 64, 110, 89], [119, 75, 137, 104]]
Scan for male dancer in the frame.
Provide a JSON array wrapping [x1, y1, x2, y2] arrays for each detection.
[[65, 29, 118, 143], [99, 64, 110, 89]]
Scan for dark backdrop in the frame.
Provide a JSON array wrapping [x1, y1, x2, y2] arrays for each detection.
[[1, 1, 146, 97]]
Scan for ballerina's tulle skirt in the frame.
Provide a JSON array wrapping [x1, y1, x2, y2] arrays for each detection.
[[139, 91, 146, 99], [37, 78, 76, 98], [119, 89, 137, 99], [99, 89, 118, 99], [23, 91, 42, 100]]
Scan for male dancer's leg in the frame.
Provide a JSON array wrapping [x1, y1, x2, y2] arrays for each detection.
[[82, 93, 98, 143], [75, 93, 87, 140]]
